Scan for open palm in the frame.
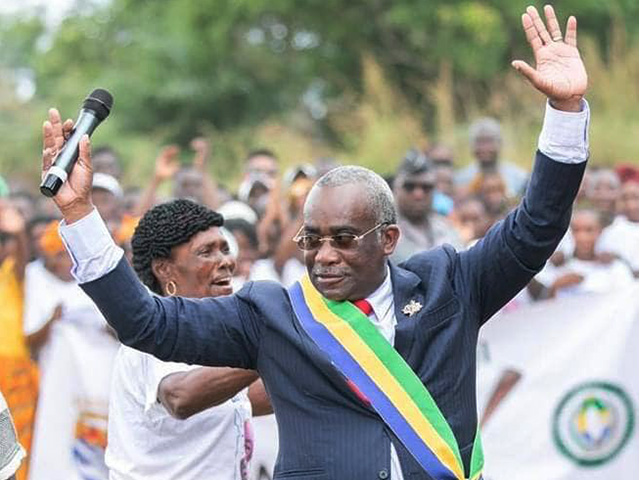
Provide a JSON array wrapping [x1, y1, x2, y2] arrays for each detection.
[[513, 6, 587, 107]]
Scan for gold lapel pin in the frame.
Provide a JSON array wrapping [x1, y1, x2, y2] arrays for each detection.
[[402, 300, 423, 317]]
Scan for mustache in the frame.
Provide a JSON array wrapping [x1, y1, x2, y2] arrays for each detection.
[[312, 268, 348, 276]]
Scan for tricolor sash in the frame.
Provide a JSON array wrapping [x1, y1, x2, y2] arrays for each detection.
[[288, 275, 484, 480]]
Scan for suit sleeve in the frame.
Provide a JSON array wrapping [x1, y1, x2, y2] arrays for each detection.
[[81, 257, 263, 369], [455, 151, 586, 324]]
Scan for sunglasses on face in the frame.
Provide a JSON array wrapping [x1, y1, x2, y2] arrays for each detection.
[[292, 223, 385, 251], [402, 181, 434, 194]]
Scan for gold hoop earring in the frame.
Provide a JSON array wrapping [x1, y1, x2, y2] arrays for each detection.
[[165, 280, 177, 296]]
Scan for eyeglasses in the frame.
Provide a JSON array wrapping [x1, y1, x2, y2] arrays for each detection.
[[402, 181, 434, 194], [292, 223, 386, 251]]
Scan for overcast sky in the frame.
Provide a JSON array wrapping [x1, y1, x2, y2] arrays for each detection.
[[0, 0, 108, 27], [0, 0, 104, 101], [0, 0, 72, 21]]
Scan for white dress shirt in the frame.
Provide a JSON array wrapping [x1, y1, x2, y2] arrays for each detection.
[[59, 100, 590, 479]]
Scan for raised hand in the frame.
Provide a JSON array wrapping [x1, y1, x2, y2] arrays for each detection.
[[42, 108, 94, 223], [154, 145, 181, 182], [0, 203, 25, 235], [190, 137, 211, 171], [512, 5, 587, 112]]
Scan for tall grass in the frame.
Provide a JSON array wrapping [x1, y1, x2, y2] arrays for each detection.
[[340, 23, 639, 172], [236, 24, 638, 179]]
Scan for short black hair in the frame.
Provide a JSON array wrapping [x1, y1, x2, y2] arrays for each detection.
[[131, 199, 224, 294], [396, 148, 432, 176], [27, 214, 58, 234], [245, 148, 277, 163]]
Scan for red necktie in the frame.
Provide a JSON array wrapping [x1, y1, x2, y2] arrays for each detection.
[[353, 299, 373, 316], [345, 299, 373, 405]]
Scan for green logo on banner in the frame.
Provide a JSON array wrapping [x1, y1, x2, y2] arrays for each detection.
[[553, 381, 635, 467]]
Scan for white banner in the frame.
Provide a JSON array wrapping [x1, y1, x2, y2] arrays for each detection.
[[477, 283, 638, 480], [29, 323, 119, 480]]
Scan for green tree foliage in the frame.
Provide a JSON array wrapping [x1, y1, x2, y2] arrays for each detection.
[[0, 0, 637, 183]]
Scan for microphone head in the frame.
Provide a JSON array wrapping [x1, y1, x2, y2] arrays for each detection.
[[82, 88, 113, 121], [40, 174, 64, 197]]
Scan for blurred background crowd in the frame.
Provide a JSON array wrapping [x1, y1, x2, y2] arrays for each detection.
[[0, 0, 637, 479], [1, 119, 638, 479]]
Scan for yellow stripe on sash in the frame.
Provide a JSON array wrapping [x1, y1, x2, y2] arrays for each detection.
[[301, 277, 465, 479]]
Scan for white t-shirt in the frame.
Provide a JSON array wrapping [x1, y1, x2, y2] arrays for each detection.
[[598, 216, 639, 272], [555, 230, 574, 257], [23, 260, 108, 377], [106, 346, 253, 480], [536, 257, 635, 298]]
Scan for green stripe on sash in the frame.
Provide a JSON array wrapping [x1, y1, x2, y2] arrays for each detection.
[[326, 298, 465, 469]]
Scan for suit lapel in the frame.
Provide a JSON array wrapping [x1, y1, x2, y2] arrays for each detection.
[[389, 262, 423, 360]]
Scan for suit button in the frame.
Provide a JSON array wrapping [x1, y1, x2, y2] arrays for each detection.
[[378, 469, 389, 479]]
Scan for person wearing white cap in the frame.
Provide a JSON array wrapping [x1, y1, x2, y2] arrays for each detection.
[[92, 172, 123, 230]]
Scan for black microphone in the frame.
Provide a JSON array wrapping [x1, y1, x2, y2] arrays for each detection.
[[40, 88, 114, 198]]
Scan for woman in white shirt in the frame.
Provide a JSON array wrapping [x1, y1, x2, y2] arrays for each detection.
[[537, 209, 634, 298], [106, 199, 271, 480], [598, 181, 639, 276]]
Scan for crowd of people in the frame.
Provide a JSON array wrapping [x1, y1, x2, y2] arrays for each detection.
[[0, 114, 637, 479]]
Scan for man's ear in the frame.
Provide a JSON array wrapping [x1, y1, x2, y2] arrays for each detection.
[[382, 224, 401, 256], [151, 258, 174, 285]]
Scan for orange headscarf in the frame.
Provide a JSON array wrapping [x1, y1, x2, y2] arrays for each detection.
[[39, 221, 65, 257], [115, 214, 140, 245]]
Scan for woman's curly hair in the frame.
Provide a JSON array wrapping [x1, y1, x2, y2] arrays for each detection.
[[131, 199, 223, 294]]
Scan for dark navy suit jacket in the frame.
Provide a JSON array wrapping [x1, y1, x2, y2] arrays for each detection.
[[83, 152, 585, 480]]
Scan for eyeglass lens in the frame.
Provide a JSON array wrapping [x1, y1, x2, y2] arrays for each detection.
[[298, 233, 358, 251]]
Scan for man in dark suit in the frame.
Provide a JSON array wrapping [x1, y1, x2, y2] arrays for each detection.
[[43, 6, 589, 479]]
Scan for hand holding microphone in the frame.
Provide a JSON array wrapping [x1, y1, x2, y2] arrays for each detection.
[[41, 89, 113, 224]]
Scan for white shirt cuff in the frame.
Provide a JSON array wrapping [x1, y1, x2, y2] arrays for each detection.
[[58, 208, 124, 283], [538, 99, 590, 164]]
